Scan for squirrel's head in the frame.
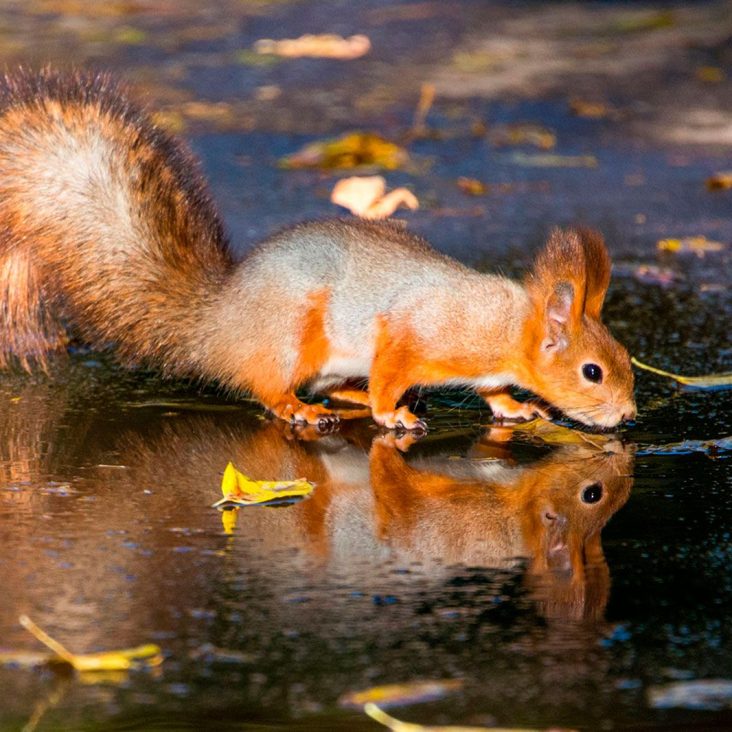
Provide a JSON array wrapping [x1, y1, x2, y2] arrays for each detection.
[[522, 227, 636, 429]]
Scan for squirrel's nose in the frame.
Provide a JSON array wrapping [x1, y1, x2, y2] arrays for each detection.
[[621, 404, 637, 422]]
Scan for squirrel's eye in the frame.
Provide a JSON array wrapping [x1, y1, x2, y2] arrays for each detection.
[[581, 483, 603, 504], [582, 363, 603, 383]]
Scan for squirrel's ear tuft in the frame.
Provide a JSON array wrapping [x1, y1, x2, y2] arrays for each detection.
[[527, 228, 585, 334], [527, 227, 611, 325], [575, 227, 611, 319]]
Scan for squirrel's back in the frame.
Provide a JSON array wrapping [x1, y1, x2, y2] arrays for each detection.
[[0, 68, 233, 370]]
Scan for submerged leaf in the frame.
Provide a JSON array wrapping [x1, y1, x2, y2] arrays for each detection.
[[280, 132, 408, 171], [18, 615, 162, 672], [339, 680, 463, 709], [631, 357, 732, 389], [213, 462, 314, 509]]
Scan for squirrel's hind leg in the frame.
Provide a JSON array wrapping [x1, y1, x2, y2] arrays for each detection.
[[0, 250, 67, 371]]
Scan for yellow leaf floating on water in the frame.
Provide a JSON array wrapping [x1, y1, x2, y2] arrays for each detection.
[[212, 462, 314, 509], [339, 680, 463, 709], [331, 176, 418, 219], [632, 357, 732, 389], [17, 615, 162, 672], [280, 132, 408, 171], [364, 702, 551, 732], [511, 419, 615, 449], [254, 34, 371, 60]]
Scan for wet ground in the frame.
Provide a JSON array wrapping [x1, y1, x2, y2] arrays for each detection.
[[0, 1, 731, 730]]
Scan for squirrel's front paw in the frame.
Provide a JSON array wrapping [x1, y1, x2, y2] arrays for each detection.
[[372, 406, 427, 433], [484, 394, 549, 422]]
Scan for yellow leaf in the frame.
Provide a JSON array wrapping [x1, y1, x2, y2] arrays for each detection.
[[511, 419, 615, 449], [696, 66, 725, 83], [18, 615, 162, 672], [364, 702, 546, 731], [213, 462, 314, 508], [657, 236, 724, 255], [632, 357, 732, 389], [340, 680, 463, 709], [221, 507, 239, 534], [456, 177, 488, 196], [280, 132, 408, 171]]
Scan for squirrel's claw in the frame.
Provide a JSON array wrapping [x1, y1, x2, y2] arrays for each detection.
[[373, 405, 427, 433]]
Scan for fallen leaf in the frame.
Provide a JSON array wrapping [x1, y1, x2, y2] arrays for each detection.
[[696, 66, 725, 83], [364, 702, 551, 731], [456, 177, 487, 196], [511, 419, 615, 450], [254, 34, 371, 60], [17, 615, 162, 672], [280, 132, 408, 171], [631, 357, 732, 389], [489, 123, 556, 150], [649, 679, 732, 710], [657, 236, 724, 256], [706, 172, 732, 190], [212, 462, 314, 509], [339, 680, 463, 709], [569, 99, 612, 119], [331, 176, 418, 219], [508, 152, 597, 168]]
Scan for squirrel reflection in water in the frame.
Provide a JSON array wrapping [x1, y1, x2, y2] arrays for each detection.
[[0, 382, 633, 624], [218, 419, 634, 622]]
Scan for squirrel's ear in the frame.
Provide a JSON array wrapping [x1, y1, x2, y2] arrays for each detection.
[[527, 229, 586, 352], [577, 227, 611, 319], [541, 281, 576, 352]]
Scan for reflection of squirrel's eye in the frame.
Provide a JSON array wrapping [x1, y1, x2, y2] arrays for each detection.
[[581, 483, 603, 504], [582, 363, 603, 383]]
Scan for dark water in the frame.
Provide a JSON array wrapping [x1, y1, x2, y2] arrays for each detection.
[[0, 1, 731, 730]]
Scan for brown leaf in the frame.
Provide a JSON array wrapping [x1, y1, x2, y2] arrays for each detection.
[[254, 34, 371, 60]]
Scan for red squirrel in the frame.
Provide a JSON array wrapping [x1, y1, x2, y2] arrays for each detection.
[[0, 69, 635, 431]]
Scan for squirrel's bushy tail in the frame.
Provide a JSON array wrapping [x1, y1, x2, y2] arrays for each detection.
[[0, 67, 235, 373]]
